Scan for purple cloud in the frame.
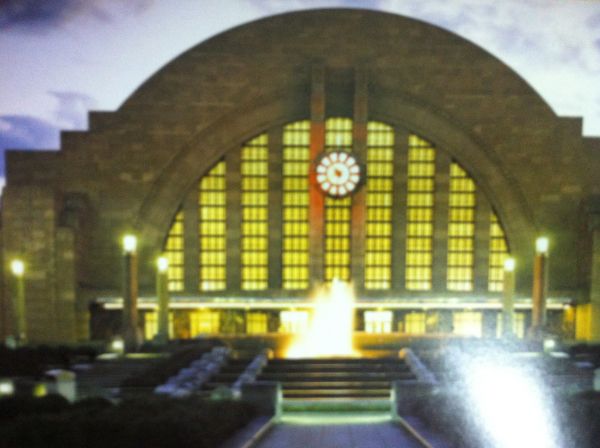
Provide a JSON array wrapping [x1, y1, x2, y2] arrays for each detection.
[[0, 0, 152, 31], [0, 114, 61, 176], [0, 115, 60, 149], [49, 90, 96, 129], [0, 0, 82, 29]]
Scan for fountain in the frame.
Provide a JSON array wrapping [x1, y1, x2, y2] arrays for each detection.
[[286, 279, 356, 358]]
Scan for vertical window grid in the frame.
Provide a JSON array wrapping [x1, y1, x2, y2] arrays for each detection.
[[198, 161, 227, 291], [163, 210, 184, 291], [488, 212, 509, 292], [241, 134, 269, 290], [404, 312, 426, 334], [324, 118, 353, 282], [447, 163, 476, 291], [405, 135, 436, 290], [190, 310, 220, 336], [365, 122, 394, 290], [246, 312, 268, 334], [282, 121, 310, 290]]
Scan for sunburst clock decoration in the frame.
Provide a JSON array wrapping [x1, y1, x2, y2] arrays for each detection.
[[315, 150, 362, 198]]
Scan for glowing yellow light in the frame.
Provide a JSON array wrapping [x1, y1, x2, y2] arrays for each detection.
[[123, 235, 137, 253], [286, 279, 356, 358], [33, 383, 47, 398], [10, 259, 24, 277], [157, 256, 169, 272], [111, 337, 125, 353], [535, 237, 549, 255], [503, 258, 516, 272]]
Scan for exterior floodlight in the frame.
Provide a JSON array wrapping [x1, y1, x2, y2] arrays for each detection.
[[535, 237, 549, 255], [10, 260, 24, 277], [0, 380, 14, 396], [157, 256, 169, 272], [111, 337, 125, 354], [543, 338, 556, 352], [123, 235, 137, 253], [503, 258, 516, 272]]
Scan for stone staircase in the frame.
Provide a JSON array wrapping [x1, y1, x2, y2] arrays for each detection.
[[76, 355, 164, 399], [255, 357, 416, 400], [203, 358, 254, 392]]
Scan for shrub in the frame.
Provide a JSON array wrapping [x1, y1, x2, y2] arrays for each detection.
[[0, 396, 257, 448], [0, 394, 70, 423]]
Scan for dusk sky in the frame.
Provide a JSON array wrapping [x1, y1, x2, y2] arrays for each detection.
[[1, 0, 599, 188]]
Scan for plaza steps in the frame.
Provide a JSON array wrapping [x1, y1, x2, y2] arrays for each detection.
[[256, 357, 416, 400], [76, 354, 165, 399], [202, 358, 254, 391]]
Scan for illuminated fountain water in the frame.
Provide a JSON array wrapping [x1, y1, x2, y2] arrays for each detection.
[[286, 279, 357, 358]]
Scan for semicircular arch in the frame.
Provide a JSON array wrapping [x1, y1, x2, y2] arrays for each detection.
[[135, 91, 535, 275]]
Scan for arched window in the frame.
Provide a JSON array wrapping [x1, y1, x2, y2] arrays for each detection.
[[162, 118, 510, 295]]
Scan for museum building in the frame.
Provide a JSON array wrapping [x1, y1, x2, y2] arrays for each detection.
[[1, 9, 599, 344]]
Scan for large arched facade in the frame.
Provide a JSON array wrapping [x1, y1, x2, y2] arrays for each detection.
[[1, 9, 599, 343]]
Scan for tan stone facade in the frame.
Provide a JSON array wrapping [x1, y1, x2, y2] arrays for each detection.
[[1, 10, 599, 343]]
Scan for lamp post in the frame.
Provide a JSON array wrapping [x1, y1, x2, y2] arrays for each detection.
[[10, 260, 26, 345], [531, 237, 549, 339], [156, 256, 170, 344], [122, 235, 139, 352], [502, 257, 516, 338]]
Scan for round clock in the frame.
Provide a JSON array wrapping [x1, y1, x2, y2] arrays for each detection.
[[315, 151, 362, 198]]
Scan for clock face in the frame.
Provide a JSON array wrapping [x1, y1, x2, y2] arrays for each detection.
[[315, 151, 361, 198]]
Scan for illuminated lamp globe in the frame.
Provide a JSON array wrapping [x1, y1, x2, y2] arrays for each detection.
[[123, 235, 137, 253], [10, 260, 24, 277], [157, 256, 169, 272], [503, 258, 516, 272], [535, 237, 549, 255]]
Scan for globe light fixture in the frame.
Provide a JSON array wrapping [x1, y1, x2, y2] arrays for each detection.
[[123, 235, 137, 253], [535, 237, 549, 255], [503, 257, 516, 272], [157, 256, 169, 272], [10, 259, 24, 277]]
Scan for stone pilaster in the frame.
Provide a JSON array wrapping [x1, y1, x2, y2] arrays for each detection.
[[351, 67, 368, 293], [308, 65, 326, 287]]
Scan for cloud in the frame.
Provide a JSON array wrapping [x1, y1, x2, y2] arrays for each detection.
[[0, 0, 153, 31], [0, 114, 61, 177], [0, 115, 60, 150], [49, 90, 96, 129], [0, 0, 83, 29]]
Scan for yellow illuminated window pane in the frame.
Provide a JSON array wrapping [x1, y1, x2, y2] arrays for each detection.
[[323, 118, 353, 284], [404, 312, 426, 334], [453, 311, 482, 337], [488, 212, 510, 292], [364, 311, 393, 333], [199, 160, 227, 291], [162, 210, 185, 292], [405, 135, 435, 291], [144, 312, 175, 340], [282, 121, 310, 290], [241, 134, 269, 291], [365, 121, 394, 290], [283, 162, 309, 176], [325, 117, 353, 146], [190, 310, 220, 336], [247, 313, 268, 334], [447, 161, 476, 291]]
